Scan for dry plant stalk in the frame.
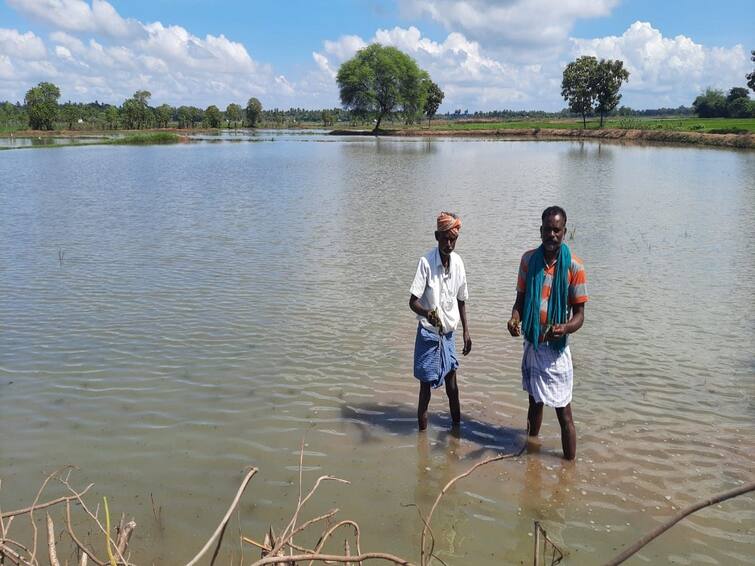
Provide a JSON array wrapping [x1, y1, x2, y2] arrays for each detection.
[[3, 436, 750, 566], [0, 468, 136, 566]]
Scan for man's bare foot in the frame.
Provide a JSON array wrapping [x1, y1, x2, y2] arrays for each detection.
[[418, 413, 428, 431]]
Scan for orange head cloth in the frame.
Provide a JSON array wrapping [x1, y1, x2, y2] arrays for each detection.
[[437, 211, 462, 236]]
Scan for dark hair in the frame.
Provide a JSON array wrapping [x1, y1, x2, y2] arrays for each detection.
[[542, 206, 567, 224]]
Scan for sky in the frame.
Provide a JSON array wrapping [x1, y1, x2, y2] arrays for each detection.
[[0, 0, 752, 112]]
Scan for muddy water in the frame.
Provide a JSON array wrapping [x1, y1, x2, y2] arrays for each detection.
[[1, 136, 753, 564]]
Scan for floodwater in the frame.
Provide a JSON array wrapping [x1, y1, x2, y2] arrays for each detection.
[[1, 134, 753, 565]]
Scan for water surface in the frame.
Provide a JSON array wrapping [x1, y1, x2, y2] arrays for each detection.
[[1, 135, 753, 565]]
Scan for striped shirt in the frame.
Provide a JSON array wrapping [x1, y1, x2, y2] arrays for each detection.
[[516, 248, 588, 326]]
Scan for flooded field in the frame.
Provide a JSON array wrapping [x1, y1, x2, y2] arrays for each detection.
[[1, 135, 753, 564]]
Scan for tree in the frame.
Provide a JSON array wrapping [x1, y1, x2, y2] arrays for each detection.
[[24, 82, 60, 130], [692, 88, 727, 118], [726, 87, 749, 104], [424, 80, 444, 127], [205, 105, 222, 128], [246, 97, 262, 127], [59, 102, 80, 130], [155, 104, 173, 128], [336, 43, 427, 132], [177, 106, 192, 129], [561, 56, 598, 128], [594, 59, 630, 127], [226, 103, 242, 128], [747, 50, 755, 93], [122, 90, 152, 129], [104, 106, 119, 129], [321, 110, 334, 127]]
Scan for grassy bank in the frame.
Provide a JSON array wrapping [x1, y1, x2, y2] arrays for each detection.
[[429, 116, 755, 134], [108, 132, 182, 144]]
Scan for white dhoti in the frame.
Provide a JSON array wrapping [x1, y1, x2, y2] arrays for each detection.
[[521, 341, 573, 408]]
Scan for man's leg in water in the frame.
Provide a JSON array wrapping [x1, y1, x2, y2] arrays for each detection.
[[444, 370, 460, 425], [418, 382, 431, 430], [527, 395, 544, 436], [555, 403, 576, 460]]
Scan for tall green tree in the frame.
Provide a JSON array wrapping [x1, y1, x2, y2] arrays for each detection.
[[726, 87, 752, 118], [246, 97, 262, 127], [24, 82, 60, 130], [594, 59, 630, 127], [747, 50, 755, 93], [122, 90, 152, 129], [205, 105, 222, 128], [60, 102, 80, 130], [225, 103, 241, 128], [692, 88, 727, 118], [104, 106, 119, 129], [177, 106, 192, 128], [424, 80, 444, 127], [336, 43, 427, 132], [155, 104, 173, 128], [561, 56, 598, 128]]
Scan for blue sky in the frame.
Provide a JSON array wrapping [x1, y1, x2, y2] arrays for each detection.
[[0, 0, 752, 111]]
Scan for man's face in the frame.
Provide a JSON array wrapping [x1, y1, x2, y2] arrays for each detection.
[[435, 230, 458, 257], [540, 213, 566, 254]]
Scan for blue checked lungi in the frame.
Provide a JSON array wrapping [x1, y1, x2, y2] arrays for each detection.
[[413, 324, 458, 389]]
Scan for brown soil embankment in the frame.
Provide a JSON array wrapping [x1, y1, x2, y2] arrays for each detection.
[[330, 127, 755, 149]]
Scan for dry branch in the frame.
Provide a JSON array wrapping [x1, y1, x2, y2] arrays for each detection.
[[46, 512, 61, 566], [420, 429, 528, 566], [603, 481, 755, 566], [184, 467, 258, 566]]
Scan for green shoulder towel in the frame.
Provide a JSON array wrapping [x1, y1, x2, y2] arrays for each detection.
[[521, 243, 571, 351]]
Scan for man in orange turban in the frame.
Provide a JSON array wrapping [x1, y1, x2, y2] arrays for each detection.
[[409, 211, 472, 430]]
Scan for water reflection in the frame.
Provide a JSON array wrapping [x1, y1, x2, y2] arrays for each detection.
[[1, 138, 752, 565]]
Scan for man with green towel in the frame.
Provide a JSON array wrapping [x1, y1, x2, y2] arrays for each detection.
[[507, 206, 588, 460]]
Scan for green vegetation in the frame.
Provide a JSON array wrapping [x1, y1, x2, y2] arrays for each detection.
[[245, 97, 262, 127], [561, 56, 629, 127], [424, 80, 444, 126], [748, 50, 755, 93], [336, 43, 439, 131], [431, 116, 755, 133], [225, 103, 242, 128], [692, 87, 754, 118], [108, 132, 181, 144], [24, 82, 60, 130]]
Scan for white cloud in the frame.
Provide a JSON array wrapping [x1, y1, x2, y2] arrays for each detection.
[[0, 28, 47, 60], [0, 2, 296, 107], [402, 0, 618, 47], [8, 0, 142, 38], [312, 26, 550, 110], [570, 22, 751, 106]]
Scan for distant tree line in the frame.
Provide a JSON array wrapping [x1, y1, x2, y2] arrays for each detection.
[[690, 51, 755, 118], [3, 82, 357, 132]]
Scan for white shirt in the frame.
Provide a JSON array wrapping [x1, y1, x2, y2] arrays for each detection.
[[410, 248, 469, 334]]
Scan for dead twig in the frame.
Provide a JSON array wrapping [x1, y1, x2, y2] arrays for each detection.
[[184, 467, 258, 566], [47, 512, 61, 566], [65, 499, 106, 566], [59, 478, 128, 566], [250, 551, 414, 565], [1, 485, 93, 519], [602, 481, 755, 566], [30, 466, 75, 566], [420, 428, 528, 566], [271, 475, 350, 557]]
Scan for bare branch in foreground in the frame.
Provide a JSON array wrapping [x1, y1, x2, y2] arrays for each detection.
[[420, 428, 528, 566], [602, 481, 755, 566], [184, 467, 258, 566]]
